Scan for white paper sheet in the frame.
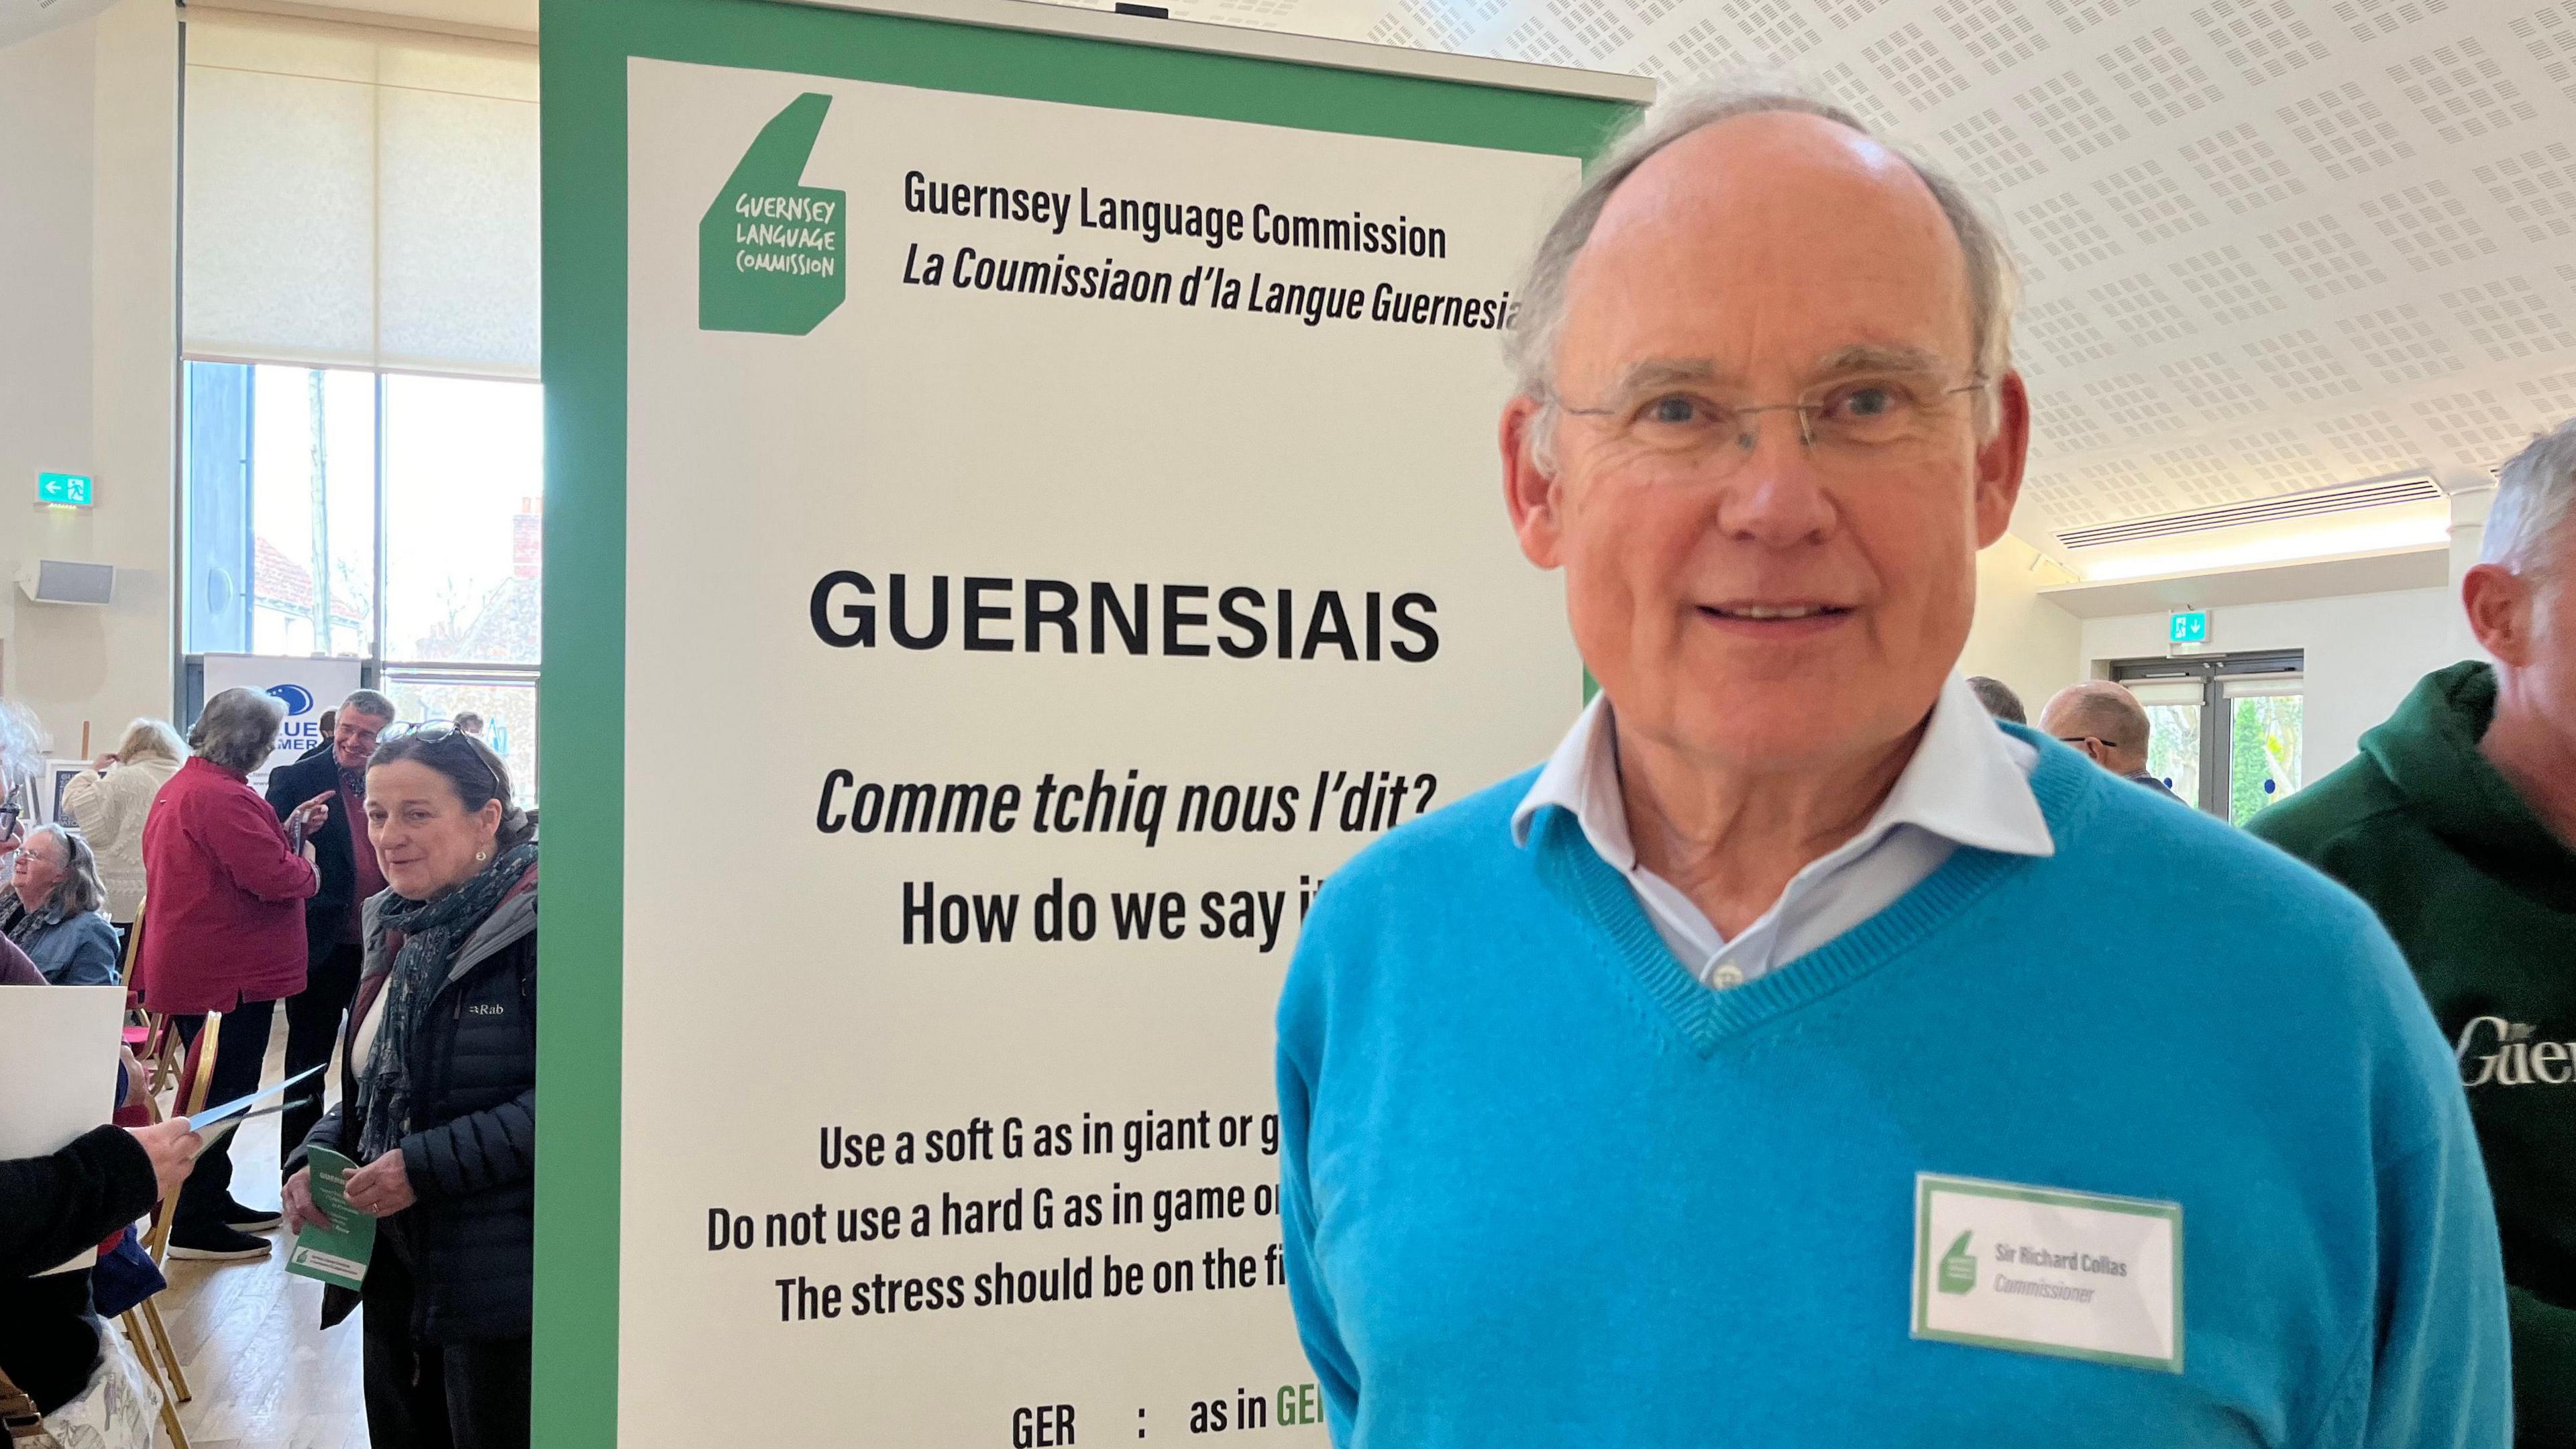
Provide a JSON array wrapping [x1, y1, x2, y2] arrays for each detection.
[[0, 984, 131, 1273]]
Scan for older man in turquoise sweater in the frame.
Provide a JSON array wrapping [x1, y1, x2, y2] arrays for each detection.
[[1276, 83, 2509, 1448]]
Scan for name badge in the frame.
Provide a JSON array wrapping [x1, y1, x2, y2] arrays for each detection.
[[1911, 1173, 2183, 1373]]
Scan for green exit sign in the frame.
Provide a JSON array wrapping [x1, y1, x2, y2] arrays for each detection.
[[37, 472, 93, 507], [2169, 610, 2210, 645]]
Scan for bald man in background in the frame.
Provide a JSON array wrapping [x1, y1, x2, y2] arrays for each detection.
[[2040, 680, 2178, 798]]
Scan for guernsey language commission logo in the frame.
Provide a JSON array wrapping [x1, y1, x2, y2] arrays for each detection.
[[2455, 1016, 2576, 1087], [1937, 1232, 1978, 1295], [700, 93, 845, 335]]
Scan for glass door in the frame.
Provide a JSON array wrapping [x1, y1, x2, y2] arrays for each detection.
[[2222, 677, 2305, 824], [2110, 650, 2304, 822], [2125, 679, 2206, 810]]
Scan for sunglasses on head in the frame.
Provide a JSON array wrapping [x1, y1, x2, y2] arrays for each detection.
[[390, 720, 503, 795]]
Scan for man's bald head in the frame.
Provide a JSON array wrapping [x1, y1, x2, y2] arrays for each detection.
[[1506, 83, 2018, 457], [2039, 682, 2153, 776]]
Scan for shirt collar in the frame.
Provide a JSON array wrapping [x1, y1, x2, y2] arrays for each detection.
[[1510, 674, 2054, 862], [1873, 674, 2055, 859], [1510, 692, 1631, 861]]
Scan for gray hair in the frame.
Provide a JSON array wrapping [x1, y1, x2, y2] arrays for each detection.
[[190, 688, 286, 773], [1505, 80, 2020, 468], [341, 688, 398, 723], [1966, 675, 2027, 724], [2484, 415, 2576, 576], [19, 822, 107, 920]]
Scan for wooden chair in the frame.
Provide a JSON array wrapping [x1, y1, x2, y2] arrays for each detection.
[[115, 1079, 195, 1449], [112, 904, 186, 1102], [139, 1014, 182, 1102], [143, 1006, 219, 1267], [113, 898, 144, 990], [125, 1008, 223, 1449]]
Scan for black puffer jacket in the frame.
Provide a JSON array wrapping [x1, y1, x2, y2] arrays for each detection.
[[305, 869, 537, 1343], [1, 1126, 158, 1412]]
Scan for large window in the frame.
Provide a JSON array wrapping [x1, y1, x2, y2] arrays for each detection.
[[384, 374, 543, 666], [248, 367, 376, 656], [184, 360, 544, 798], [382, 672, 539, 810], [179, 11, 543, 797]]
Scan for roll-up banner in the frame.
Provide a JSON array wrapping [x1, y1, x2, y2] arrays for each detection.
[[538, 2, 1646, 1441], [198, 652, 365, 791]]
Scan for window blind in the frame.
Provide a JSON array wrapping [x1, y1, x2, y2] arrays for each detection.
[[2123, 680, 2206, 708], [182, 11, 539, 378]]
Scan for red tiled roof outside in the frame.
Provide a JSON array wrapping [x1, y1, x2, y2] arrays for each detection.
[[253, 535, 313, 612]]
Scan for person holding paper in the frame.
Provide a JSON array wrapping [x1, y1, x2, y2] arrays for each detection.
[[137, 687, 325, 1261], [0, 1111, 200, 1418], [285, 723, 538, 1449], [1276, 84, 2509, 1447]]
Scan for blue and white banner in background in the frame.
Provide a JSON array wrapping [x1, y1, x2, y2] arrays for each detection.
[[200, 653, 363, 791]]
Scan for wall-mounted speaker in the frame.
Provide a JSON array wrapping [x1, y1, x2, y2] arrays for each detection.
[[17, 559, 115, 606]]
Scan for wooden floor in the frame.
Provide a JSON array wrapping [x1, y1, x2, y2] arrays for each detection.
[[154, 1007, 370, 1449]]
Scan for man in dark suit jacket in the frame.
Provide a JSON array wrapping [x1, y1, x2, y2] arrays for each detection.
[[264, 688, 397, 1177]]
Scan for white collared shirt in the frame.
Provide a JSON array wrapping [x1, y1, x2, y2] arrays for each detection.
[[1509, 675, 2055, 990]]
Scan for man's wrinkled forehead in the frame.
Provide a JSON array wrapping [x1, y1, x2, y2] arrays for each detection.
[[1563, 111, 1974, 370]]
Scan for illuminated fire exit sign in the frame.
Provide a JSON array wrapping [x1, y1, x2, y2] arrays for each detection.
[[37, 472, 94, 507], [2168, 610, 2209, 645]]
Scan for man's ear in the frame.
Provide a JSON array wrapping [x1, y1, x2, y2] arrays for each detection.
[[1972, 371, 2031, 549], [2462, 561, 2532, 666], [1501, 395, 1564, 570]]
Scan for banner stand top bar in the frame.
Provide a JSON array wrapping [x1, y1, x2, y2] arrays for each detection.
[[767, 0, 1658, 104]]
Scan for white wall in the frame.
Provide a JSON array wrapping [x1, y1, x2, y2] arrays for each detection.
[[2078, 586, 2472, 780], [0, 0, 178, 757], [1960, 531, 2083, 720]]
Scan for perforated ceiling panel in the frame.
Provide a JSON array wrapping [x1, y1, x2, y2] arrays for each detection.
[[1127, 0, 2576, 551]]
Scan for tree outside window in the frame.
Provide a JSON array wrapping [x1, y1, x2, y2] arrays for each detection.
[[2229, 694, 2304, 826]]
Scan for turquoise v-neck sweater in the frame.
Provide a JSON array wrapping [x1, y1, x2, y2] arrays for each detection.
[[1277, 736, 2510, 1447]]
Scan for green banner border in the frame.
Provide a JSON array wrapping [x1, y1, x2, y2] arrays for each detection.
[[537, 1, 1631, 1439]]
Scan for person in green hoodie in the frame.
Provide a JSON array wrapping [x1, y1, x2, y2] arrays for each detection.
[[2251, 415, 2576, 1446]]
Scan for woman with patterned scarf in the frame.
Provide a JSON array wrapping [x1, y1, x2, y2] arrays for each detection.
[[284, 724, 538, 1449]]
